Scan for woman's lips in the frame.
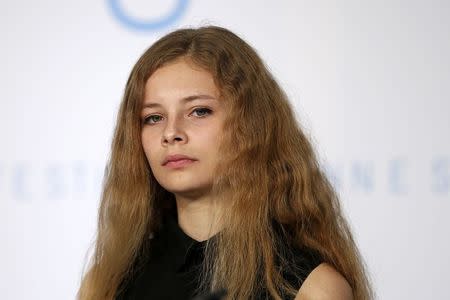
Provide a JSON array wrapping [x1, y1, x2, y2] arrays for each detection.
[[162, 154, 197, 167], [164, 158, 196, 169]]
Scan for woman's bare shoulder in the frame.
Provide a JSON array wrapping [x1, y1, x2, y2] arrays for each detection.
[[294, 263, 353, 300]]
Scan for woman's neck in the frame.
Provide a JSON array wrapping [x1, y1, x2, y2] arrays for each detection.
[[175, 193, 222, 242]]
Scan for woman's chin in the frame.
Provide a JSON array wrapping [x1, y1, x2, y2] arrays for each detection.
[[163, 183, 213, 199]]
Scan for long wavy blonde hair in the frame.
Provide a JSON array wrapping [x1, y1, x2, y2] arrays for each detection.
[[78, 26, 373, 300]]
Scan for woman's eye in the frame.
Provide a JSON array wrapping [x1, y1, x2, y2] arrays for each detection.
[[191, 107, 212, 117], [144, 115, 163, 124]]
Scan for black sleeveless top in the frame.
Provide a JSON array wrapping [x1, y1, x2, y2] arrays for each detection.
[[115, 215, 322, 300]]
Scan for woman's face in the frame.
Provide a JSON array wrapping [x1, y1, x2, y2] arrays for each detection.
[[141, 57, 227, 198]]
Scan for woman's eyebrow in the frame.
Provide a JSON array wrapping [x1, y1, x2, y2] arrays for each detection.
[[183, 94, 217, 102], [142, 94, 217, 109]]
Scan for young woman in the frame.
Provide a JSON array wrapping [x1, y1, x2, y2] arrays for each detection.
[[78, 26, 373, 300]]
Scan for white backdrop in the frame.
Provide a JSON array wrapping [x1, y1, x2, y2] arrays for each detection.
[[1, 1, 449, 299]]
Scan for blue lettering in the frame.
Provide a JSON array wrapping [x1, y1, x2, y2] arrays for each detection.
[[12, 163, 30, 201], [431, 157, 449, 195], [350, 161, 374, 193], [322, 162, 343, 191], [45, 164, 66, 200], [388, 158, 408, 195]]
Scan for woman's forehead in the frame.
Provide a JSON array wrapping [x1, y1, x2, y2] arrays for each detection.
[[142, 60, 225, 105]]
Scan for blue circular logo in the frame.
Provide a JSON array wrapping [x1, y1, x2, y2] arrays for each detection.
[[108, 0, 189, 31]]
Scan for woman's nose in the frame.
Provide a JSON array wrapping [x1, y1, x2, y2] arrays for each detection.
[[161, 116, 188, 145]]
